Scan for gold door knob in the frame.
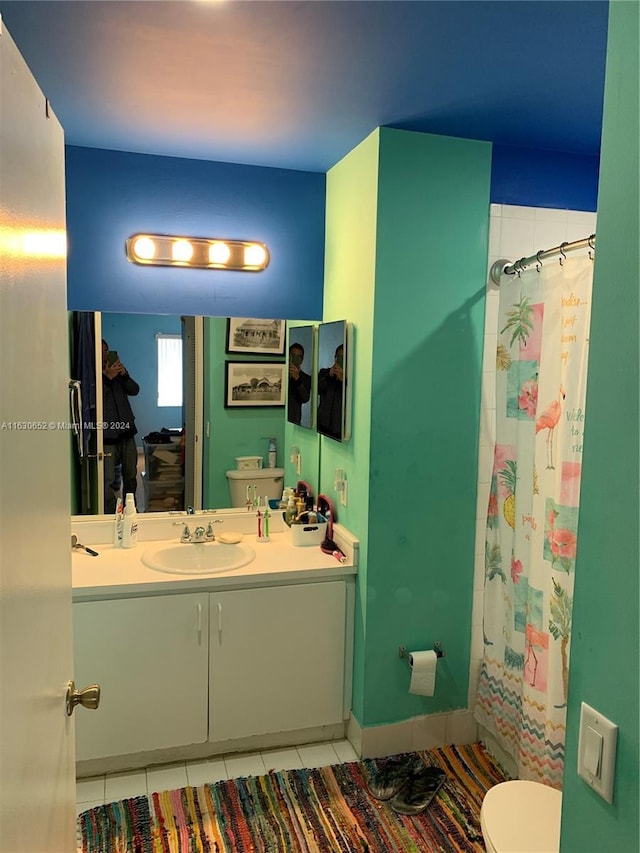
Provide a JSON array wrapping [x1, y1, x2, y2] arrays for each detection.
[[65, 680, 101, 716]]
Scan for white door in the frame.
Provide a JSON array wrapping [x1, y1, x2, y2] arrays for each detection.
[[0, 23, 77, 853]]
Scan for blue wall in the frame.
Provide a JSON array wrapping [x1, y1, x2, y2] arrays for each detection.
[[65, 146, 326, 320], [101, 312, 183, 446], [491, 145, 599, 212]]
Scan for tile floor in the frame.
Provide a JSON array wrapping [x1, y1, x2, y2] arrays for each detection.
[[76, 739, 360, 816]]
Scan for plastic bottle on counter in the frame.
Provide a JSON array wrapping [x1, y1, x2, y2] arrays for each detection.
[[113, 496, 124, 547], [284, 493, 297, 527], [122, 493, 138, 548], [268, 437, 277, 468]]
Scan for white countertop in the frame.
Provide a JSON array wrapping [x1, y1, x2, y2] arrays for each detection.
[[71, 516, 358, 601]]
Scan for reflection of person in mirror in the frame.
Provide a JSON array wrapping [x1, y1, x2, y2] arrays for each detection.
[[288, 342, 311, 425], [101, 339, 140, 514], [317, 344, 344, 440]]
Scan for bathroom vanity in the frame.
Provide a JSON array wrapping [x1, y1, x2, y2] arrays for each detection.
[[71, 511, 357, 776]]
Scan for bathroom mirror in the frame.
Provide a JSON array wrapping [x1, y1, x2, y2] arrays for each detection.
[[287, 324, 316, 430], [70, 311, 321, 516], [316, 319, 351, 442]]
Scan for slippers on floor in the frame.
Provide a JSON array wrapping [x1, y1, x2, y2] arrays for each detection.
[[389, 764, 447, 815], [366, 756, 421, 801]]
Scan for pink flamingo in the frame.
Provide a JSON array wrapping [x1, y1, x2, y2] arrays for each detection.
[[536, 386, 565, 469], [524, 623, 549, 688]]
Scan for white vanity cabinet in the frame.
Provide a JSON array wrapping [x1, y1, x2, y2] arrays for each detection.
[[209, 581, 347, 743], [73, 593, 209, 761]]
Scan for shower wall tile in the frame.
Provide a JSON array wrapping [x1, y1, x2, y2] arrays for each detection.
[[474, 553, 485, 592], [477, 444, 494, 486], [484, 286, 501, 329], [478, 412, 495, 464], [481, 333, 497, 373], [501, 204, 534, 220], [476, 485, 490, 529], [468, 659, 482, 709], [566, 211, 597, 241], [500, 217, 536, 257], [534, 207, 569, 224], [488, 218, 502, 256], [534, 219, 568, 253], [480, 371, 496, 415]]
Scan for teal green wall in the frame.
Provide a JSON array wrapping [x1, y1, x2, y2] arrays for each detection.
[[202, 318, 286, 508], [322, 130, 380, 722], [366, 129, 490, 723], [202, 318, 322, 507], [561, 2, 639, 850], [323, 128, 491, 726]]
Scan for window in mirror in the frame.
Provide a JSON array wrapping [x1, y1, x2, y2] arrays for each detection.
[[287, 325, 315, 429], [316, 320, 350, 442], [157, 334, 183, 407]]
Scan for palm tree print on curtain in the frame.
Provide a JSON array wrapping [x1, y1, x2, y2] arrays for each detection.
[[475, 254, 593, 788]]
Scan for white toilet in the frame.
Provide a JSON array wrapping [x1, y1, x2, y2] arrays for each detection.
[[225, 467, 285, 508], [480, 780, 562, 853]]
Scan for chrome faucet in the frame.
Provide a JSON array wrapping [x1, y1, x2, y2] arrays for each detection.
[[206, 521, 220, 540], [173, 523, 191, 543], [173, 518, 221, 543], [192, 526, 207, 543]]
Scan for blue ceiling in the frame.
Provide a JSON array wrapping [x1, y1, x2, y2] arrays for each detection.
[[0, 1, 609, 172]]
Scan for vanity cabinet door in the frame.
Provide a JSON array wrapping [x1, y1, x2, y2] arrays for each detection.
[[74, 593, 209, 761], [209, 581, 346, 743]]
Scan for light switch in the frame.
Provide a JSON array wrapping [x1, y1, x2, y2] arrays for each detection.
[[578, 701, 618, 803], [583, 725, 603, 777]]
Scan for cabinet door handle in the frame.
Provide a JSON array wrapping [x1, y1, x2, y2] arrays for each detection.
[[217, 601, 222, 639], [196, 602, 202, 645]]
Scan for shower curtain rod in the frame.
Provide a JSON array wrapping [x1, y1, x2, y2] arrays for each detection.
[[490, 233, 596, 286]]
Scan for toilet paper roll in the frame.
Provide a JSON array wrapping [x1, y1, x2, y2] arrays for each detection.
[[408, 650, 437, 696]]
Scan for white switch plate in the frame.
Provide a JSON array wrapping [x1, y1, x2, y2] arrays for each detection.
[[577, 701, 618, 803]]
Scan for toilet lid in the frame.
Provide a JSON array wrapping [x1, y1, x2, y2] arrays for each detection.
[[481, 781, 562, 853]]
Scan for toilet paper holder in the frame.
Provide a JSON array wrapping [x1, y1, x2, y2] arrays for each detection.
[[399, 643, 445, 660]]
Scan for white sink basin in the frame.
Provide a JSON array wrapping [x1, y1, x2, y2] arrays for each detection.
[[142, 542, 256, 575]]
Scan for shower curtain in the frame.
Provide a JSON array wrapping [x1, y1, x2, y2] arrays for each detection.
[[474, 252, 593, 789]]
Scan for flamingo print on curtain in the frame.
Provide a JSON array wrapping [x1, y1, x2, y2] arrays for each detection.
[[474, 252, 593, 789]]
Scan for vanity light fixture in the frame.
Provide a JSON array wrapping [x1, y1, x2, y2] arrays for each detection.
[[126, 233, 270, 271]]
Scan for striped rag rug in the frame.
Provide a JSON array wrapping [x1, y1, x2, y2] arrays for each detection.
[[78, 742, 509, 853]]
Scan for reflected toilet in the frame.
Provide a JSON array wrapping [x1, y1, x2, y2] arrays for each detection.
[[225, 467, 285, 508], [480, 780, 562, 853]]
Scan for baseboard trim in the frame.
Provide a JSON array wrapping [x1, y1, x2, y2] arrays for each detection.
[[76, 722, 346, 778]]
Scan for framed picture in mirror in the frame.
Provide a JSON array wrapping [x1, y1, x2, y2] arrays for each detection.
[[316, 319, 351, 442], [224, 361, 286, 409], [287, 325, 316, 429], [226, 318, 286, 355]]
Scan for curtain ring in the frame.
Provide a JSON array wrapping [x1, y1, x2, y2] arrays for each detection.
[[588, 233, 595, 261], [535, 250, 544, 272], [559, 243, 568, 266]]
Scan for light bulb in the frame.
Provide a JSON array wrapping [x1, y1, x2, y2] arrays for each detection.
[[172, 240, 193, 263], [209, 241, 231, 264], [133, 236, 155, 261], [244, 244, 267, 267]]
